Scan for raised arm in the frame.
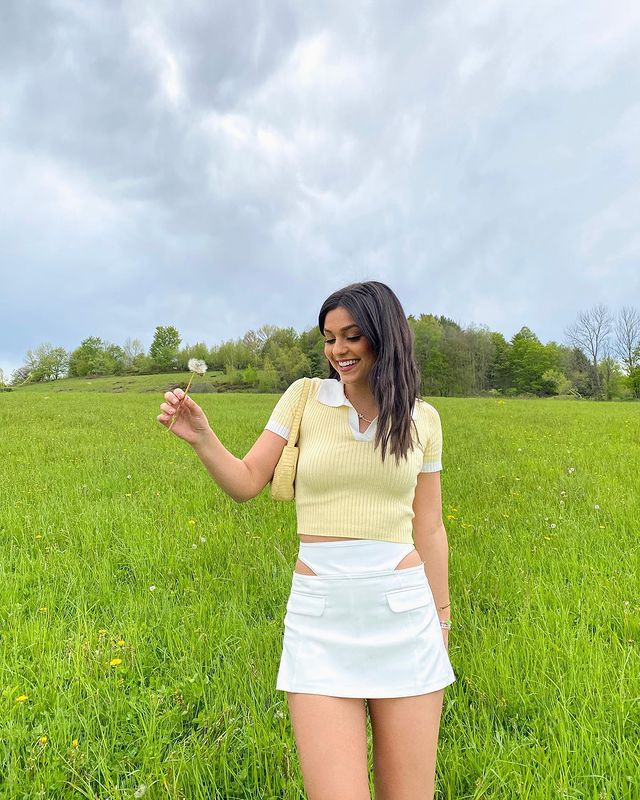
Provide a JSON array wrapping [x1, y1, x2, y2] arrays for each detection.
[[157, 387, 288, 503]]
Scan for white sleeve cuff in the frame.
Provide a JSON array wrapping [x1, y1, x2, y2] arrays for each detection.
[[265, 420, 290, 440], [420, 460, 442, 473]]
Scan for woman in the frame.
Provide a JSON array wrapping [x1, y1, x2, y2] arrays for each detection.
[[157, 281, 455, 799]]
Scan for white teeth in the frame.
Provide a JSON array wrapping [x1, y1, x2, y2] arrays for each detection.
[[338, 359, 358, 366]]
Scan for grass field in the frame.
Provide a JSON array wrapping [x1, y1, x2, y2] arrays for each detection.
[[0, 385, 638, 799]]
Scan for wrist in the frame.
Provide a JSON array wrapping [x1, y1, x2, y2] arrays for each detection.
[[191, 426, 215, 453]]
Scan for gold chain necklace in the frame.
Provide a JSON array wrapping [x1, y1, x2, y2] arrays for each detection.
[[344, 390, 376, 423]]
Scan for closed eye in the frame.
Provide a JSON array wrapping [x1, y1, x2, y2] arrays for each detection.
[[324, 336, 361, 344]]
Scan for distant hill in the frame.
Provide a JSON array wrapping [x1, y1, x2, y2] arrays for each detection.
[[12, 371, 265, 394]]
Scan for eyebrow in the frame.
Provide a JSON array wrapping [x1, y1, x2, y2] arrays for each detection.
[[323, 324, 360, 335]]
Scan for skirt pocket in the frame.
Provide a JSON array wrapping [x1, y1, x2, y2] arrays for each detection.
[[384, 584, 433, 613], [286, 590, 326, 617]]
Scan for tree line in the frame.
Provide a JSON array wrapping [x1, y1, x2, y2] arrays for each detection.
[[4, 304, 639, 399]]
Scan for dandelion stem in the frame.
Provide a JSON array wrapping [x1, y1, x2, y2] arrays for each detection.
[[167, 372, 196, 431]]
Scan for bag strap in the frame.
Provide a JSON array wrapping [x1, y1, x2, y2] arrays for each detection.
[[287, 377, 311, 447]]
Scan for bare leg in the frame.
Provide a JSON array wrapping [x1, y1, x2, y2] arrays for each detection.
[[286, 693, 371, 800], [368, 689, 445, 800]]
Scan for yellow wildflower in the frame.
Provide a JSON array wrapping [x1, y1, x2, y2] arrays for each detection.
[[110, 658, 122, 667], [38, 607, 48, 613], [117, 639, 125, 647], [39, 736, 48, 745], [16, 694, 28, 703], [72, 739, 79, 748]]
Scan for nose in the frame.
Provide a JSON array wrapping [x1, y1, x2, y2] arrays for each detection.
[[333, 341, 350, 357]]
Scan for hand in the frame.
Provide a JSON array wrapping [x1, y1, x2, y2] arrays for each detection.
[[157, 388, 211, 446]]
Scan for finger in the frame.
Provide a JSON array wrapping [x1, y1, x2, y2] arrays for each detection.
[[164, 390, 178, 403], [156, 413, 170, 424], [174, 388, 185, 400], [160, 402, 176, 414]]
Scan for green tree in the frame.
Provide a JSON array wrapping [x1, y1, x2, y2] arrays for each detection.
[[509, 327, 552, 394], [299, 327, 327, 377], [103, 344, 126, 375], [599, 356, 625, 400], [408, 314, 446, 396], [257, 356, 278, 391], [24, 343, 69, 381], [627, 366, 640, 397], [68, 337, 108, 377], [487, 332, 512, 392], [149, 326, 181, 372], [540, 368, 572, 396]]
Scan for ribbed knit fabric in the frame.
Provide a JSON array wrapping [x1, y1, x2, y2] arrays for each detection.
[[265, 377, 443, 544]]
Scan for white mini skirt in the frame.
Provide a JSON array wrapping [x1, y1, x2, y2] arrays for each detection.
[[275, 539, 456, 698]]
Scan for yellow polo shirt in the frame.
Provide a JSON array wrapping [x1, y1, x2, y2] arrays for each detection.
[[265, 377, 443, 543]]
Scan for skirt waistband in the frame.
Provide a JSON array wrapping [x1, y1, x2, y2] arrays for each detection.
[[292, 562, 426, 585], [297, 539, 417, 576]]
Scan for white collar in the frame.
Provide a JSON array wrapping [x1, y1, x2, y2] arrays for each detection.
[[316, 378, 417, 419]]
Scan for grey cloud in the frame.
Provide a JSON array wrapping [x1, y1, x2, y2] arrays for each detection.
[[1, 0, 639, 376]]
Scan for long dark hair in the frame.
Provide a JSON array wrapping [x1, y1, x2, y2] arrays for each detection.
[[318, 281, 422, 465]]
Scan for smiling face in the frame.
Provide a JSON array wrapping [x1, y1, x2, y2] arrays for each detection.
[[322, 306, 376, 387]]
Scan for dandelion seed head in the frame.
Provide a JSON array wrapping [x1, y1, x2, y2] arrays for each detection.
[[188, 358, 208, 375]]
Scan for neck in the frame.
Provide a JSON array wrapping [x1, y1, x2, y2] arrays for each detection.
[[341, 379, 377, 415]]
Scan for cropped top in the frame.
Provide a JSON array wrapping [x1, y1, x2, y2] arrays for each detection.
[[264, 377, 443, 544]]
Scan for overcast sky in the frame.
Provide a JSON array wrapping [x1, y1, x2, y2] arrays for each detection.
[[1, 0, 639, 377]]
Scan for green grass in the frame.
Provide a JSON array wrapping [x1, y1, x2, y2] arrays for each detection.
[[0, 389, 638, 799]]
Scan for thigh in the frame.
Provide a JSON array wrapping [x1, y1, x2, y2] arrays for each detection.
[[367, 689, 445, 800], [286, 692, 371, 800]]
